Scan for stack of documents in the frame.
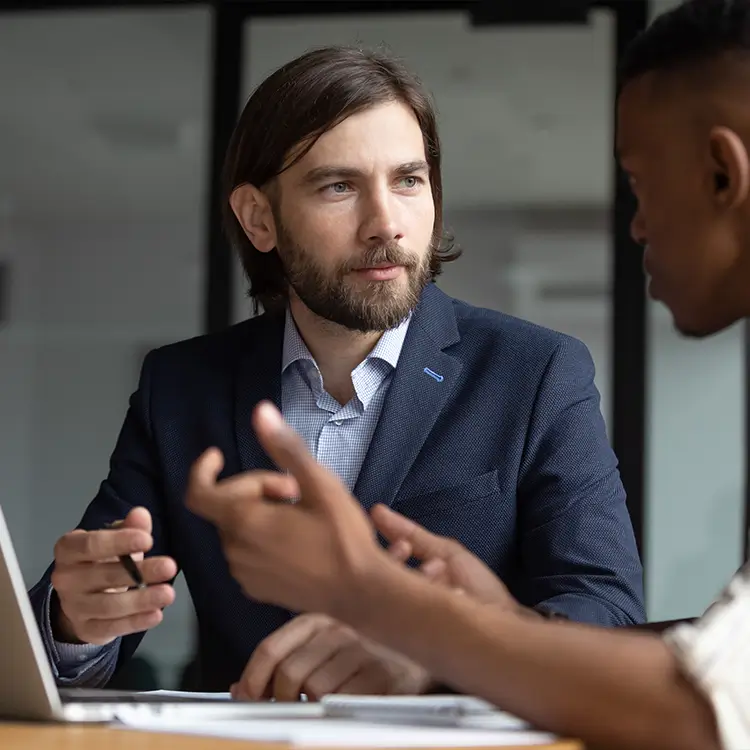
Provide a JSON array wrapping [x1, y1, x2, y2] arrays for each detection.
[[113, 692, 559, 747]]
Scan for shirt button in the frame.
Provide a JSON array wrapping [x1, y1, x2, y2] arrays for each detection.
[[334, 420, 342, 426]]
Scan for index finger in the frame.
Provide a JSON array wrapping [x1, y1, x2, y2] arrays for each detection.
[[251, 402, 343, 513], [370, 504, 454, 562], [55, 528, 152, 564]]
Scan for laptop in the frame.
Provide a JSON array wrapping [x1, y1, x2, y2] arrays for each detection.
[[0, 505, 268, 723]]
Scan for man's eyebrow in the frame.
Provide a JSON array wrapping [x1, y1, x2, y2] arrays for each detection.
[[393, 160, 430, 176], [301, 166, 362, 185], [300, 160, 430, 185]]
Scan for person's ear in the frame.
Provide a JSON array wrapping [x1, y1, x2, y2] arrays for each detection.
[[709, 126, 750, 210], [229, 184, 277, 252]]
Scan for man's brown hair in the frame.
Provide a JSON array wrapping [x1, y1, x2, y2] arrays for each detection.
[[221, 45, 461, 314]]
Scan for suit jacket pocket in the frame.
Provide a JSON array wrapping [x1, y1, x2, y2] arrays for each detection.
[[391, 469, 501, 521]]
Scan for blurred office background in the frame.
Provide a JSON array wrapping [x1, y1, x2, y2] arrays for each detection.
[[0, 0, 744, 687]]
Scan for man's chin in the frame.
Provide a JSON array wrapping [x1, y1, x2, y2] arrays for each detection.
[[673, 323, 709, 340], [645, 276, 736, 338], [656, 290, 729, 339], [308, 294, 417, 333], [671, 306, 725, 340]]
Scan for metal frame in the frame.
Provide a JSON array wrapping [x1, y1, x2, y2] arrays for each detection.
[[0, 0, 652, 563], [204, 2, 244, 334], [609, 0, 649, 562]]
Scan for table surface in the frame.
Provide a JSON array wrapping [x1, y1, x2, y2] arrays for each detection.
[[0, 722, 584, 749]]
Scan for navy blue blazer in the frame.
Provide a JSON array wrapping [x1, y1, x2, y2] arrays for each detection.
[[29, 284, 644, 690]]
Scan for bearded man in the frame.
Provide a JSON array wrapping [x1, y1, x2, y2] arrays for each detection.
[[29, 45, 644, 697]]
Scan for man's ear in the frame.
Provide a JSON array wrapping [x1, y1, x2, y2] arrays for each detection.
[[709, 126, 750, 211], [229, 184, 277, 252]]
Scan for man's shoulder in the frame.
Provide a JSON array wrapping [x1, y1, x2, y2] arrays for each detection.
[[143, 314, 278, 373], [446, 294, 589, 364]]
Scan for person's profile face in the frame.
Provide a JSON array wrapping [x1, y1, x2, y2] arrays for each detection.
[[617, 75, 743, 337], [270, 101, 436, 332]]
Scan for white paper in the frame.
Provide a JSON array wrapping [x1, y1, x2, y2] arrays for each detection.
[[321, 694, 499, 714], [320, 694, 528, 729], [115, 693, 556, 746], [114, 714, 557, 747]]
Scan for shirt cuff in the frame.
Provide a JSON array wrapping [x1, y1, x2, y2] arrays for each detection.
[[41, 584, 121, 686]]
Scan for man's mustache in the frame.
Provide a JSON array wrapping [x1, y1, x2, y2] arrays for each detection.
[[345, 243, 419, 272]]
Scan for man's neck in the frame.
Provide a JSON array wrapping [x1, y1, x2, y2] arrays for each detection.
[[289, 297, 383, 406]]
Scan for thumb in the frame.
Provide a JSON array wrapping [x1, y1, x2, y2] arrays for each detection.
[[190, 447, 225, 489], [185, 447, 227, 522], [252, 401, 341, 512], [123, 506, 152, 535]]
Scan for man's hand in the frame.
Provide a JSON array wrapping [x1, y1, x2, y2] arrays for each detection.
[[373, 504, 527, 612], [231, 613, 432, 702], [185, 401, 386, 617], [50, 507, 177, 645]]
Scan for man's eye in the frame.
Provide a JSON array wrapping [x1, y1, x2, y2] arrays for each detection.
[[399, 176, 422, 189], [324, 182, 350, 194]]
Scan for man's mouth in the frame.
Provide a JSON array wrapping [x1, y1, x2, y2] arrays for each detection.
[[352, 265, 405, 281]]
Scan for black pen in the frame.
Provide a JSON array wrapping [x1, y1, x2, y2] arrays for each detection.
[[105, 520, 146, 589]]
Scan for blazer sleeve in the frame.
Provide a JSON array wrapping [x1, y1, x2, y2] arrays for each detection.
[[516, 335, 645, 626], [27, 349, 176, 682]]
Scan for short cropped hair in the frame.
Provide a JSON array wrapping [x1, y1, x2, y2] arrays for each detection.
[[618, 0, 750, 94]]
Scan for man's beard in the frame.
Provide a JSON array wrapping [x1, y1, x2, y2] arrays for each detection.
[[275, 223, 431, 333]]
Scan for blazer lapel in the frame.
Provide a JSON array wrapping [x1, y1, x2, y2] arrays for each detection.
[[353, 284, 463, 511], [234, 312, 285, 474]]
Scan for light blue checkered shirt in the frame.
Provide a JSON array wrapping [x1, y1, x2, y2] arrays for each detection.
[[281, 309, 411, 490], [50, 309, 411, 684]]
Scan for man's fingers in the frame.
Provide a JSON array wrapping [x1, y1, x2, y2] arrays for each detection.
[[74, 584, 175, 619], [53, 556, 177, 595], [387, 539, 412, 563], [242, 615, 331, 700], [186, 444, 298, 526], [76, 610, 166, 646], [271, 625, 358, 702], [54, 528, 152, 565], [301, 641, 372, 701], [371, 505, 453, 562], [184, 448, 225, 522], [218, 472, 299, 504], [382, 546, 451, 586], [336, 663, 390, 697], [421, 557, 448, 581], [123, 506, 152, 534], [190, 447, 225, 489], [252, 402, 341, 510]]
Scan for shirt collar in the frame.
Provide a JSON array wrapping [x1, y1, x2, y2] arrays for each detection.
[[281, 308, 411, 374], [281, 309, 312, 374]]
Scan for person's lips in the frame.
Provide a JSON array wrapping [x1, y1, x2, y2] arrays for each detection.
[[352, 264, 405, 281]]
